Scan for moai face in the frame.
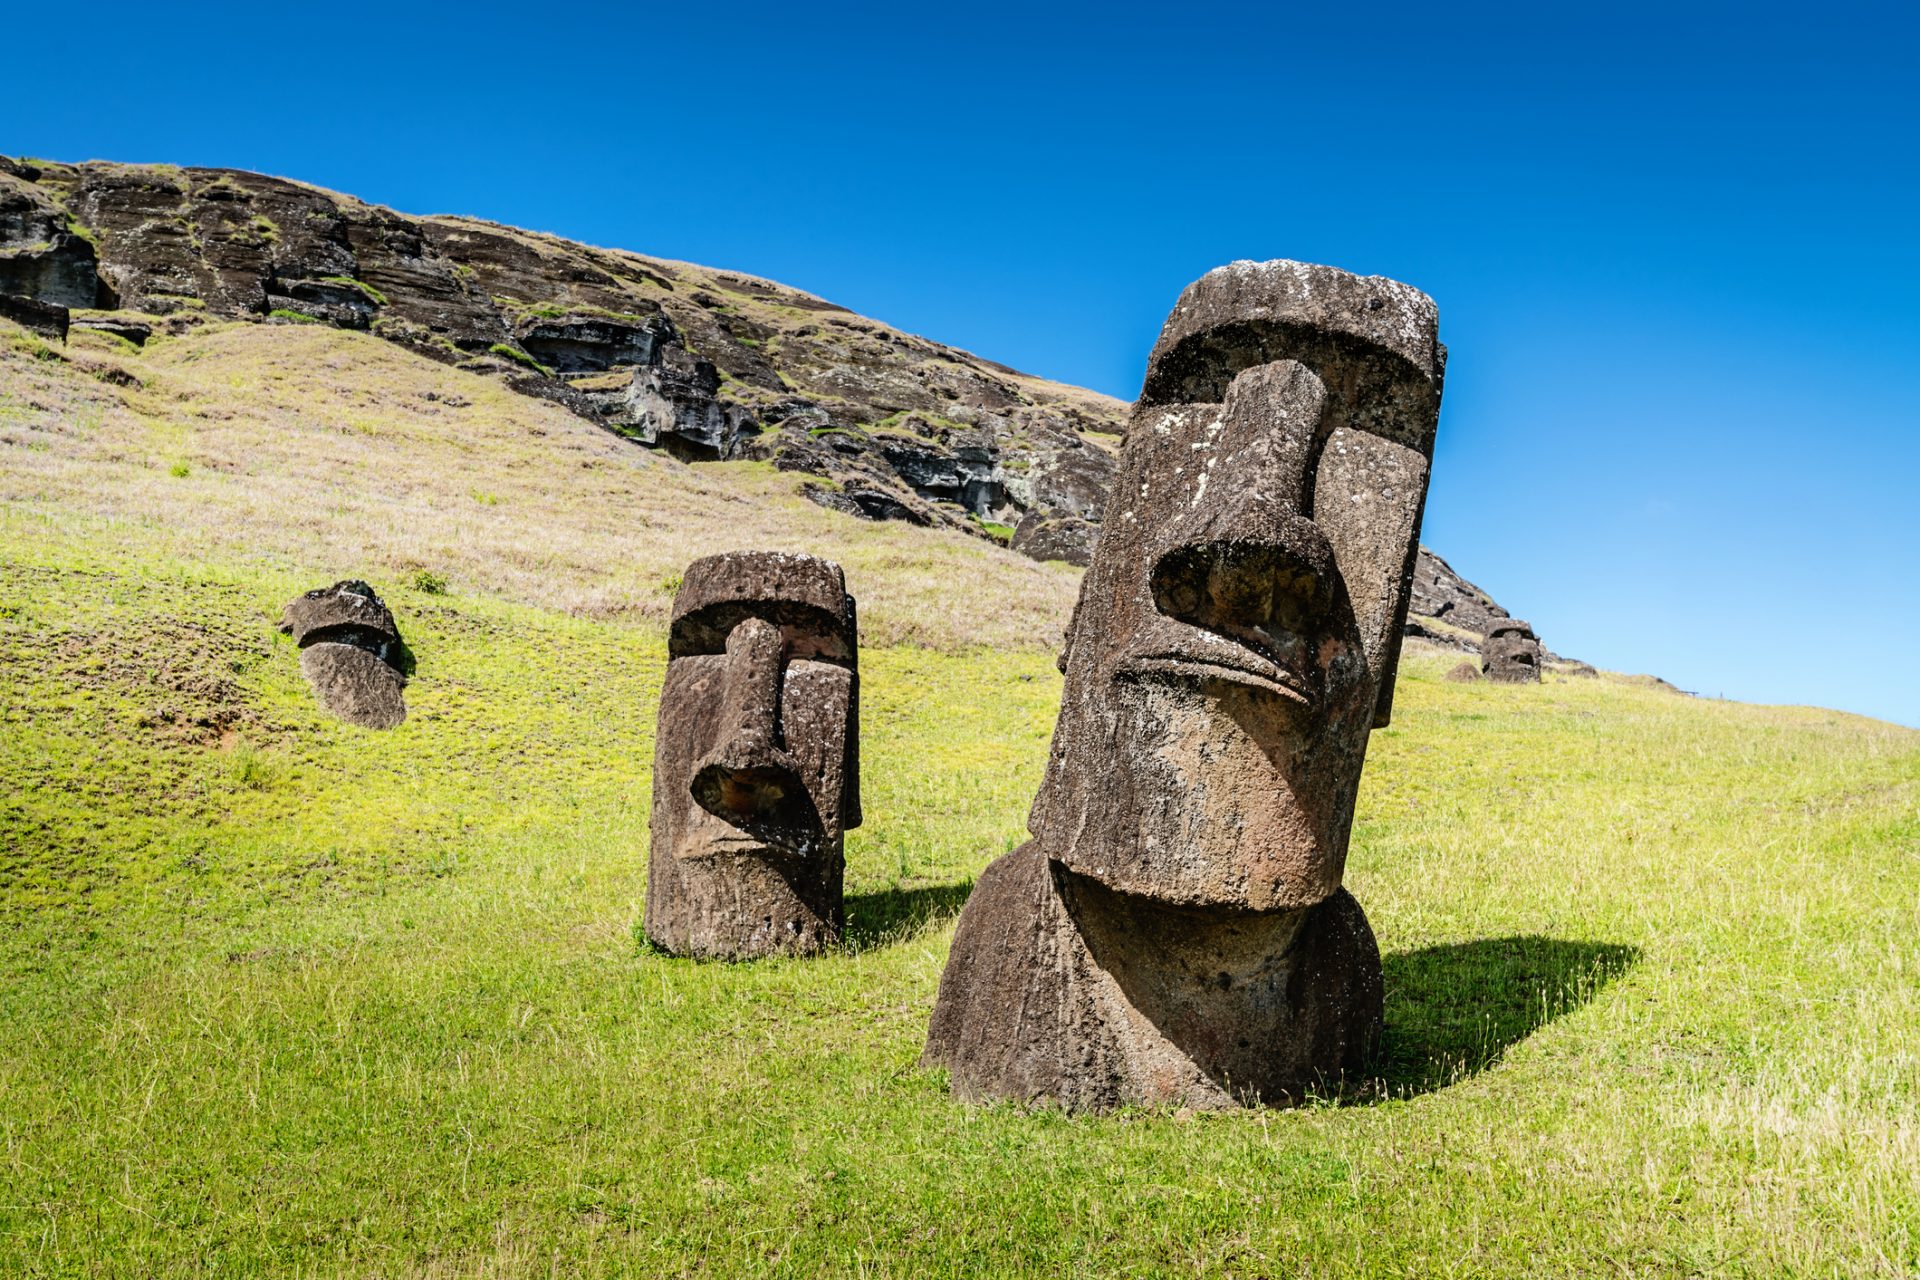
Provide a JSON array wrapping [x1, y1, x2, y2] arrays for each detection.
[[280, 580, 409, 730], [1482, 619, 1543, 683], [646, 551, 860, 958], [1033, 261, 1445, 912]]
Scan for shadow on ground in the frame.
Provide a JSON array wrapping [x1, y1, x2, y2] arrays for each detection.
[[1374, 934, 1638, 1097], [844, 880, 975, 948]]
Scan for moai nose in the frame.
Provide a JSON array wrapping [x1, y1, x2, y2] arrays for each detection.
[[1147, 360, 1338, 644], [691, 616, 807, 823]]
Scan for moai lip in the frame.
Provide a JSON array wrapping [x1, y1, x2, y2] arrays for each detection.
[[924, 260, 1446, 1111], [644, 551, 861, 959], [1482, 619, 1544, 683], [280, 580, 408, 729]]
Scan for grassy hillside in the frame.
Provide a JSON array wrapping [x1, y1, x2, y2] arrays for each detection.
[[3, 317, 1917, 1276], [0, 319, 1078, 650]]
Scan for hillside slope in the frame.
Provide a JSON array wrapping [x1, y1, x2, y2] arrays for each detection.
[[0, 316, 1079, 650], [2, 510, 1914, 1275], [6, 285, 1919, 1273], [1, 154, 1557, 663], [1, 153, 1123, 559]]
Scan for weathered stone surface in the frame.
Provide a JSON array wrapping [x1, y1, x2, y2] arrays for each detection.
[[1482, 618, 1543, 684], [925, 260, 1445, 1110], [646, 551, 861, 959], [280, 580, 400, 651], [515, 311, 672, 374], [1445, 660, 1483, 683], [298, 643, 407, 730], [0, 294, 68, 342], [617, 337, 758, 460], [1407, 547, 1510, 642], [1010, 512, 1099, 566], [69, 315, 152, 346], [280, 581, 407, 728]]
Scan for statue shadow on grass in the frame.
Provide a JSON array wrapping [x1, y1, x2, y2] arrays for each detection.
[[1370, 935, 1639, 1099], [843, 880, 976, 948]]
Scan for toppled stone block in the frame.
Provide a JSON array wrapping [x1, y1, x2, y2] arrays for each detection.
[[925, 260, 1447, 1111], [0, 293, 68, 342], [619, 335, 757, 460], [515, 311, 672, 374], [645, 551, 861, 959], [1009, 511, 1099, 566], [69, 315, 152, 347], [1446, 660, 1483, 682], [1482, 619, 1543, 683], [279, 580, 407, 728]]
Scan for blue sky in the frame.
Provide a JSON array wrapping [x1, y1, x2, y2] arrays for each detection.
[[10, 1, 1918, 724]]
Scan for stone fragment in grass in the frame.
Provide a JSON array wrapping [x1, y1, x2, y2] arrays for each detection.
[[1446, 660, 1482, 682], [280, 580, 407, 728], [645, 551, 861, 959], [925, 260, 1447, 1111]]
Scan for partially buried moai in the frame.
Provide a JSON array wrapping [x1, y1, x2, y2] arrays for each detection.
[[280, 580, 408, 729], [645, 551, 860, 959], [1481, 619, 1543, 683], [923, 261, 1446, 1110]]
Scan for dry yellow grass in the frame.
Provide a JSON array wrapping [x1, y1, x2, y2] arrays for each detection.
[[0, 318, 1080, 650]]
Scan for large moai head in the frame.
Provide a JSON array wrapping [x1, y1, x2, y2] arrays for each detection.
[[1033, 261, 1444, 912], [645, 551, 860, 959]]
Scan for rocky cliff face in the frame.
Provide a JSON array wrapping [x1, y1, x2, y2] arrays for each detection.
[[1, 153, 1560, 659], [0, 153, 1121, 557]]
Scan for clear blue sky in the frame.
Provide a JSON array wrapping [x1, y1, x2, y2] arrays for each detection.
[[10, 1, 1918, 724]]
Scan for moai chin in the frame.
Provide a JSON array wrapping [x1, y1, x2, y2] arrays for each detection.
[[923, 260, 1446, 1110], [645, 551, 861, 959]]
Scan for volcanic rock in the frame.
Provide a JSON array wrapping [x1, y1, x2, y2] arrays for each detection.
[[0, 154, 1131, 557], [645, 551, 861, 959], [279, 580, 407, 728], [925, 259, 1446, 1110]]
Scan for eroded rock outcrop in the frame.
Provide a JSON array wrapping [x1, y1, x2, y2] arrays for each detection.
[[0, 155, 1123, 559], [645, 552, 861, 959], [923, 259, 1446, 1111], [279, 581, 408, 729]]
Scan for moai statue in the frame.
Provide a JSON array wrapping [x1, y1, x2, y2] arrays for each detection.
[[1481, 619, 1543, 683], [280, 580, 408, 729], [645, 551, 861, 959], [923, 261, 1445, 1110]]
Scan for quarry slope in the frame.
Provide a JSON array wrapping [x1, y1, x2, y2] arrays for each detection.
[[1, 153, 1546, 659], [4, 290, 1917, 1274], [1, 493, 1914, 1275], [1, 153, 1124, 560]]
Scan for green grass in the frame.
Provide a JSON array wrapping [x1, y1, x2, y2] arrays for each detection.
[[319, 275, 388, 306], [266, 308, 325, 326], [1, 512, 1915, 1276], [487, 343, 555, 378]]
